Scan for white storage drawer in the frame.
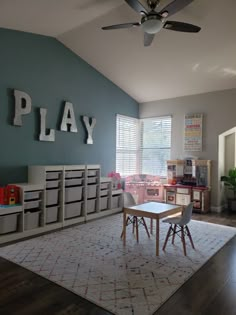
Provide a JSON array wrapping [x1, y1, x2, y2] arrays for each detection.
[[100, 197, 108, 210], [87, 177, 97, 184], [46, 189, 59, 206], [176, 193, 191, 206], [24, 211, 40, 230], [112, 195, 120, 209], [46, 180, 60, 189], [65, 186, 83, 202], [65, 178, 83, 187], [88, 185, 97, 199], [46, 171, 61, 180], [46, 206, 58, 223], [88, 170, 97, 177], [0, 213, 19, 234], [100, 189, 108, 197], [65, 170, 84, 179], [87, 199, 96, 214], [65, 202, 82, 219], [24, 200, 40, 210], [101, 183, 109, 190], [24, 191, 41, 201]]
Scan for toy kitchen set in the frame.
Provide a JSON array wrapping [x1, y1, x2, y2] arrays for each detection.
[[164, 159, 211, 213]]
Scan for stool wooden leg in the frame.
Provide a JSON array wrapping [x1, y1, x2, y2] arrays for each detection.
[[186, 225, 195, 249], [132, 216, 136, 234], [141, 217, 150, 238], [163, 225, 172, 251], [135, 216, 139, 243], [172, 224, 177, 244], [181, 226, 187, 256], [120, 216, 130, 239]]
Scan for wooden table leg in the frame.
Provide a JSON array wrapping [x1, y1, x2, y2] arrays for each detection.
[[156, 218, 159, 256], [150, 218, 153, 234], [123, 211, 126, 246]]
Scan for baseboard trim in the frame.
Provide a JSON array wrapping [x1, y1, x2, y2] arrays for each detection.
[[211, 205, 224, 213]]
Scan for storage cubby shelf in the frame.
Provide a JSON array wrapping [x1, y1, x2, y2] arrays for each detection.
[[0, 165, 123, 244]]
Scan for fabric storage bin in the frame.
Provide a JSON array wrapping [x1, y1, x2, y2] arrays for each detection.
[[65, 170, 83, 179], [112, 195, 120, 208], [46, 171, 61, 180], [87, 199, 96, 214], [24, 191, 41, 201], [65, 202, 82, 219], [46, 206, 58, 223], [88, 170, 97, 177], [87, 177, 97, 184], [65, 178, 83, 187], [24, 211, 40, 230], [88, 185, 97, 199], [65, 186, 83, 202], [100, 197, 108, 210], [0, 213, 19, 234], [24, 200, 40, 210], [46, 180, 60, 189], [101, 183, 109, 190], [100, 189, 108, 197], [46, 189, 59, 206]]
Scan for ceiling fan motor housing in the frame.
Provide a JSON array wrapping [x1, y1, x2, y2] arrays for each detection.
[[141, 14, 164, 34]]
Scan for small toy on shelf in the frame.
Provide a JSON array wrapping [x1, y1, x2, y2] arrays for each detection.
[[107, 171, 121, 190], [0, 185, 20, 205]]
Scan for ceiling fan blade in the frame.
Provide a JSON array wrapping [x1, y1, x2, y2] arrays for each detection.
[[159, 0, 194, 17], [102, 22, 140, 30], [164, 21, 201, 32], [144, 33, 155, 47], [125, 0, 148, 14]]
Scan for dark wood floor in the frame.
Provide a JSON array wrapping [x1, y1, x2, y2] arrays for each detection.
[[0, 212, 236, 315]]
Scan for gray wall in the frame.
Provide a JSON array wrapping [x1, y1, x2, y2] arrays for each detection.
[[139, 88, 236, 208], [0, 28, 138, 184]]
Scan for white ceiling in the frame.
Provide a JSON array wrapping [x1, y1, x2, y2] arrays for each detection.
[[0, 0, 236, 103]]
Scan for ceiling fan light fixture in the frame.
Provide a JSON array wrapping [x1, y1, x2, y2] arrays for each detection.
[[141, 16, 163, 34]]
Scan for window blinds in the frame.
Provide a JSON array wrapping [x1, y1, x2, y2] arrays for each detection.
[[116, 114, 139, 176], [116, 114, 172, 177], [140, 116, 172, 177]]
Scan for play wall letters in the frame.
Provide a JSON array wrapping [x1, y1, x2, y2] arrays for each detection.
[[13, 89, 96, 144]]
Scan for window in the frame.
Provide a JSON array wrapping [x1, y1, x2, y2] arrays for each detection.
[[116, 114, 139, 176], [140, 116, 171, 177], [116, 115, 171, 177]]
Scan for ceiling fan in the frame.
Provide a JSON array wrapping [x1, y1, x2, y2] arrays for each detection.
[[101, 0, 201, 47]]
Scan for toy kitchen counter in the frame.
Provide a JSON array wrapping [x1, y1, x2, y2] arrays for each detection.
[[163, 184, 210, 213]]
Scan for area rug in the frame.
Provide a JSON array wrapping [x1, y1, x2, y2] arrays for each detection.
[[0, 214, 235, 315]]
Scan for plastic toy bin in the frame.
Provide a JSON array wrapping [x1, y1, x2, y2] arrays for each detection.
[[87, 199, 96, 214], [112, 195, 120, 208], [46, 189, 59, 206], [46, 206, 58, 223], [100, 197, 108, 210], [65, 202, 82, 219], [0, 213, 19, 234], [24, 211, 40, 230], [65, 186, 83, 202]]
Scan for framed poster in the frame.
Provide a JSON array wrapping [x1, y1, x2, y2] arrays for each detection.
[[184, 113, 203, 151]]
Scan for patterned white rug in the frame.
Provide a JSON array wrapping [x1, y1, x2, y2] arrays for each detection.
[[0, 214, 235, 315]]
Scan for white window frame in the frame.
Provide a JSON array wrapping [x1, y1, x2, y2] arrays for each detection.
[[116, 114, 172, 177]]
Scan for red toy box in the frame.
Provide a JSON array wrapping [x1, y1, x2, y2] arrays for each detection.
[[0, 185, 20, 205]]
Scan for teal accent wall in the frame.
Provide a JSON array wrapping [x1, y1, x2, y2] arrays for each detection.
[[0, 28, 138, 184]]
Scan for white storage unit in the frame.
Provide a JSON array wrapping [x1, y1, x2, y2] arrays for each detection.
[[0, 165, 123, 244]]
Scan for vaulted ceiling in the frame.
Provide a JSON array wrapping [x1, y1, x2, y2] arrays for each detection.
[[0, 0, 236, 102]]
